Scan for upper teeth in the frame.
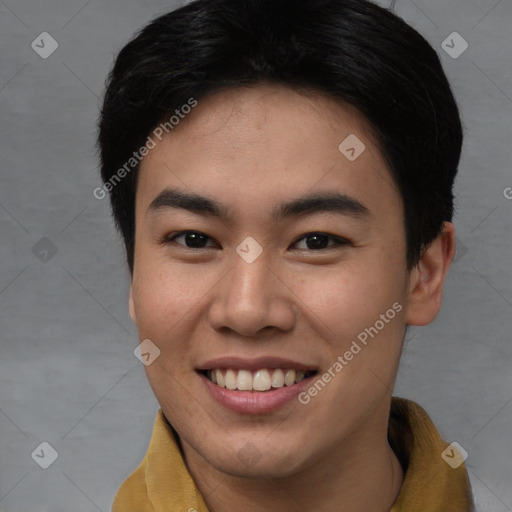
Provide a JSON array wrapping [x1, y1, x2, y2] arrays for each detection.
[[208, 369, 310, 391]]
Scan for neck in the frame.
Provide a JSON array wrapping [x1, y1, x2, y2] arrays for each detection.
[[181, 401, 404, 512]]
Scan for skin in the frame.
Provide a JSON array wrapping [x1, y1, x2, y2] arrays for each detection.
[[128, 84, 456, 512]]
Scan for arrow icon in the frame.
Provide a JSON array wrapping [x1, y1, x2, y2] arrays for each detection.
[[31, 32, 59, 59], [134, 339, 161, 366], [441, 441, 468, 469], [441, 32, 468, 59], [236, 237, 263, 263], [338, 134, 365, 161], [32, 237, 57, 262], [31, 442, 58, 468]]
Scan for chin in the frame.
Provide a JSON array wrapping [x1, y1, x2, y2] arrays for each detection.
[[202, 440, 310, 479]]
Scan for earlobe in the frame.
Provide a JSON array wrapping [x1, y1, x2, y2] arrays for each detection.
[[405, 221, 456, 326], [129, 285, 137, 324]]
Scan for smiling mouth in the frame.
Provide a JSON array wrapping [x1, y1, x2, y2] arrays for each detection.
[[198, 368, 318, 392]]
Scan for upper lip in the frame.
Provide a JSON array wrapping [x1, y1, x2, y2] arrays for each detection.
[[197, 356, 317, 372]]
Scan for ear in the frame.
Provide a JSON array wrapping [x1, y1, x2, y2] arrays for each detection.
[[129, 284, 137, 324], [405, 221, 456, 326]]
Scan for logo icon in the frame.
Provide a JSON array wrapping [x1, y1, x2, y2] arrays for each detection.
[[31, 32, 59, 59], [441, 32, 468, 59], [134, 339, 161, 366], [338, 134, 366, 161], [441, 442, 468, 469], [32, 237, 58, 263], [31, 442, 58, 469], [236, 236, 263, 263], [237, 441, 263, 467]]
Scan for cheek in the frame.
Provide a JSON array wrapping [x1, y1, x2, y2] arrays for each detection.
[[296, 265, 396, 319], [131, 258, 198, 337], [290, 257, 406, 351]]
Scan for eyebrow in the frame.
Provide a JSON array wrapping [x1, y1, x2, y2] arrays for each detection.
[[147, 188, 371, 221]]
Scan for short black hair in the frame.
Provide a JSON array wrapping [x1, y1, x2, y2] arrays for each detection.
[[98, 0, 463, 274]]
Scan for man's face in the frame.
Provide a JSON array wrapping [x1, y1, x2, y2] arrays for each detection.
[[130, 84, 410, 477]]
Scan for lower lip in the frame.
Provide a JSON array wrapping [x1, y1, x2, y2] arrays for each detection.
[[198, 371, 316, 414]]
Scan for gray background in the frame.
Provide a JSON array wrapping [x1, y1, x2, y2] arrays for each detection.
[[0, 0, 511, 510]]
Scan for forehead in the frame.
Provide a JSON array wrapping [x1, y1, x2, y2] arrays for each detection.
[[136, 84, 401, 221]]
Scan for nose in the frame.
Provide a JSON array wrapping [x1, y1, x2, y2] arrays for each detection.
[[208, 253, 295, 338]]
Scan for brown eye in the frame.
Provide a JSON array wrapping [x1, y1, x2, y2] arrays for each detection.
[[293, 232, 349, 250], [167, 231, 216, 249]]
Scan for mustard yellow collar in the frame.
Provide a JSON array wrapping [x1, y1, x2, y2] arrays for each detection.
[[112, 397, 474, 511]]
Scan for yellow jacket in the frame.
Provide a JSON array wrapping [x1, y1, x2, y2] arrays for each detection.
[[112, 397, 475, 511]]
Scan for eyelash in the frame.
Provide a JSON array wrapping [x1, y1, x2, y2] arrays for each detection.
[[163, 231, 350, 251]]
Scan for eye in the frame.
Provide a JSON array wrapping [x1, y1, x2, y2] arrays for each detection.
[[165, 231, 217, 249], [292, 232, 349, 251], [164, 231, 349, 251]]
